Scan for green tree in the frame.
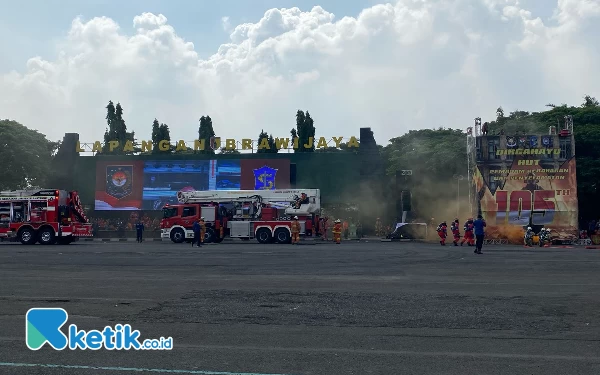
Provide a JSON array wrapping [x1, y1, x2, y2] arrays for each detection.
[[290, 128, 298, 148], [293, 110, 316, 153], [151, 119, 172, 154], [198, 115, 215, 154], [102, 101, 135, 154], [294, 110, 305, 153], [0, 120, 58, 190], [256, 129, 278, 153], [303, 111, 316, 152], [582, 95, 599, 107]]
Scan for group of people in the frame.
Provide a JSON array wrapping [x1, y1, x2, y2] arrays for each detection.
[[436, 215, 486, 254], [292, 216, 343, 244], [524, 227, 552, 247]]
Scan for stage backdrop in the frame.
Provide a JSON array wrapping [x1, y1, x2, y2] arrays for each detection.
[[94, 158, 290, 211], [474, 156, 578, 241]]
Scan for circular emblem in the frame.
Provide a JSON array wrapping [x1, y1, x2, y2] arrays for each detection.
[[111, 171, 128, 187], [506, 136, 516, 147], [542, 137, 550, 146]]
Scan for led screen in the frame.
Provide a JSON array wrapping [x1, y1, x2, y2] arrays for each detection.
[[141, 160, 241, 210], [94, 158, 290, 210]]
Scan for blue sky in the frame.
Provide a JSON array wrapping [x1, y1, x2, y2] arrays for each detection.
[[0, 0, 380, 72]]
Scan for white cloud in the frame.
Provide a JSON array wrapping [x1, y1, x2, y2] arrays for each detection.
[[0, 0, 599, 146]]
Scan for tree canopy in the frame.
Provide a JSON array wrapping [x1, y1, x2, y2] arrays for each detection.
[[102, 101, 135, 154], [257, 129, 278, 153], [151, 119, 172, 154], [198, 115, 215, 154], [292, 110, 316, 152], [0, 119, 59, 190]]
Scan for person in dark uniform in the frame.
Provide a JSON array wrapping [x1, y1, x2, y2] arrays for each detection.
[[473, 215, 486, 254], [135, 220, 144, 243], [192, 219, 201, 247]]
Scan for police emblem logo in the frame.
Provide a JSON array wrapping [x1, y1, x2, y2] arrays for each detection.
[[253, 166, 278, 190], [529, 135, 538, 147], [542, 135, 553, 147], [105, 166, 133, 199], [506, 136, 516, 147]]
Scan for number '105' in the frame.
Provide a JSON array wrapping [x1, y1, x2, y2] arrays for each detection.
[[494, 190, 556, 225]]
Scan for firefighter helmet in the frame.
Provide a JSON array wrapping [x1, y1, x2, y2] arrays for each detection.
[[201, 217, 205, 220], [293, 216, 298, 220], [335, 219, 341, 223], [527, 227, 532, 230]]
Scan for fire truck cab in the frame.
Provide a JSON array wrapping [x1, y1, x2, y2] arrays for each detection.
[[0, 189, 93, 245], [160, 189, 321, 244]]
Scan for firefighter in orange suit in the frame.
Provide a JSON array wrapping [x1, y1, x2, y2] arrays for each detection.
[[291, 216, 301, 244], [437, 221, 448, 246], [199, 217, 206, 244], [333, 219, 342, 244]]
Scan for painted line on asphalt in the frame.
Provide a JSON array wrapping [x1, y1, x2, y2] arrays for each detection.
[[0, 362, 296, 375]]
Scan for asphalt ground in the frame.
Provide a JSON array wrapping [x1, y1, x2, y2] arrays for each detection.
[[1, 240, 600, 375]]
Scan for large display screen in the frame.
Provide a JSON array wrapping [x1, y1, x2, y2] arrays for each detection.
[[94, 158, 290, 211], [141, 160, 241, 210]]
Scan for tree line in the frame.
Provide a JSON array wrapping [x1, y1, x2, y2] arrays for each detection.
[[100, 101, 344, 155], [1, 95, 599, 221]]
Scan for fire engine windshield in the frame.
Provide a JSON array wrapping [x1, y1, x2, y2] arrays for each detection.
[[163, 207, 178, 219]]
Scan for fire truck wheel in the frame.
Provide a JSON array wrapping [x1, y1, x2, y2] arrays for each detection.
[[274, 228, 291, 244], [18, 227, 37, 245], [170, 228, 185, 243], [38, 227, 56, 245], [204, 228, 215, 243], [256, 228, 273, 244]]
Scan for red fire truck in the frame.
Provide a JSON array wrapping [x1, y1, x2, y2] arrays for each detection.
[[160, 189, 322, 244], [0, 189, 93, 245]]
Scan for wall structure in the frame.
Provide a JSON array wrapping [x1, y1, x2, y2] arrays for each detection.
[[73, 151, 363, 211]]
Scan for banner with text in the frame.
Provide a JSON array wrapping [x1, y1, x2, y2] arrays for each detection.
[[473, 157, 579, 241]]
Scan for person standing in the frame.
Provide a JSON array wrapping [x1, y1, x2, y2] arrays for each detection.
[[291, 216, 301, 245], [332, 219, 342, 244], [473, 214, 486, 254], [135, 219, 144, 243], [192, 219, 201, 247], [321, 217, 329, 241], [199, 217, 206, 246]]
